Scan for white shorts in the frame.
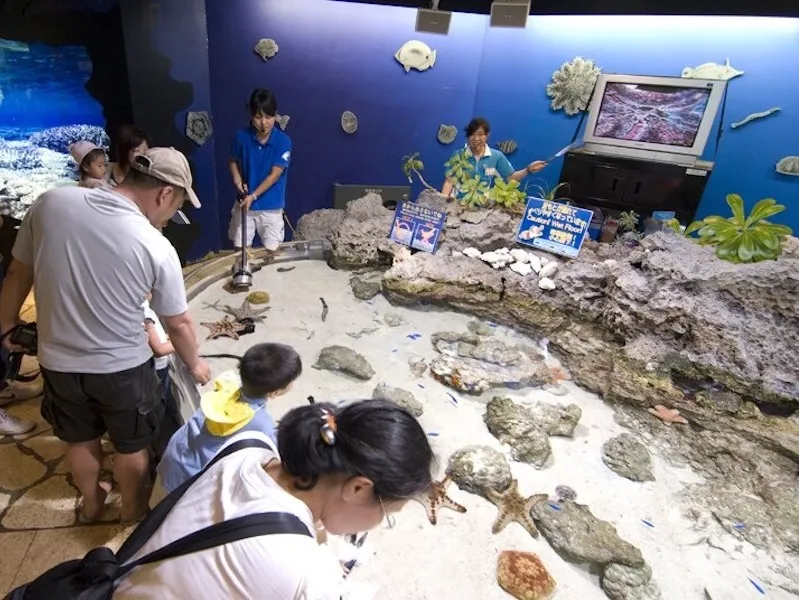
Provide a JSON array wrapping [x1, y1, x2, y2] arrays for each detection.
[[228, 207, 285, 250]]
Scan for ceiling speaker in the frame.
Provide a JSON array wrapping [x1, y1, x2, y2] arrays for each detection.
[[415, 8, 452, 35], [490, 1, 531, 28]]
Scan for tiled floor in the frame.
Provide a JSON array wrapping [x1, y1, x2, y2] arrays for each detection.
[[0, 293, 136, 594]]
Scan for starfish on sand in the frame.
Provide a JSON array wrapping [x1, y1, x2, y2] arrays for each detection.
[[204, 299, 269, 322], [648, 404, 689, 426], [201, 316, 247, 340], [483, 479, 548, 538], [415, 475, 467, 525]]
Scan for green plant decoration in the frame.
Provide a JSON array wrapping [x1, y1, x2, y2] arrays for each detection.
[[683, 194, 792, 263], [528, 180, 571, 204], [401, 152, 435, 190], [488, 177, 526, 212], [618, 210, 640, 235], [459, 175, 490, 209], [444, 149, 474, 183]]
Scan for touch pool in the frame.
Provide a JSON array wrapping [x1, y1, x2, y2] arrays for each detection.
[[179, 254, 795, 600]]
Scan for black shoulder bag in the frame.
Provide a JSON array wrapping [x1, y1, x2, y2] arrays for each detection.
[[5, 438, 311, 600]]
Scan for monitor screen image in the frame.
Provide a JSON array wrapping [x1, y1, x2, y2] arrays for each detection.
[[592, 82, 712, 148]]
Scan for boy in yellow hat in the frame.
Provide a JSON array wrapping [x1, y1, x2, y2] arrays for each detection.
[[153, 343, 301, 500]]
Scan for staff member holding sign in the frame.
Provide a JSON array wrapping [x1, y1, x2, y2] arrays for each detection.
[[441, 117, 548, 199]]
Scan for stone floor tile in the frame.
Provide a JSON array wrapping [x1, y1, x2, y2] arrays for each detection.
[[11, 524, 134, 588], [0, 444, 46, 492], [0, 531, 35, 595], [21, 433, 67, 464], [2, 476, 79, 530]]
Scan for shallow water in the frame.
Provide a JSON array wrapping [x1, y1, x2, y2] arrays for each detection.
[[191, 259, 795, 600]]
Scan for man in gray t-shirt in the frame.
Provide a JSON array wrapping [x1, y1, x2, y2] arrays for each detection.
[[0, 147, 211, 523]]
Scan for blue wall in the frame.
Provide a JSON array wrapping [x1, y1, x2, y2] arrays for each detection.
[[205, 0, 799, 248]]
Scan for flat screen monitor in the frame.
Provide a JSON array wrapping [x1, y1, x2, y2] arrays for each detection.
[[582, 74, 726, 162]]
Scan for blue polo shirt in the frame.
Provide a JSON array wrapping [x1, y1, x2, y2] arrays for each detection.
[[447, 145, 515, 198], [156, 393, 276, 493], [230, 126, 292, 211]]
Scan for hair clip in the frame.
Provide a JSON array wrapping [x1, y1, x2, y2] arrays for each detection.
[[320, 410, 337, 446]]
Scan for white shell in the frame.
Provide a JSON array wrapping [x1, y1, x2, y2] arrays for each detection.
[[539, 277, 556, 291], [776, 156, 799, 176], [528, 254, 542, 273], [546, 57, 601, 116], [681, 58, 743, 81], [510, 248, 529, 263], [254, 38, 278, 61], [539, 262, 559, 279], [510, 261, 532, 276], [275, 113, 290, 131], [462, 247, 481, 258], [437, 124, 457, 144], [341, 111, 358, 134], [394, 40, 437, 73], [185, 111, 212, 145]]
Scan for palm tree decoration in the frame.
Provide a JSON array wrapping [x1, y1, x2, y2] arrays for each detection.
[[401, 152, 435, 190], [460, 176, 490, 209], [444, 149, 475, 184], [488, 177, 527, 213]]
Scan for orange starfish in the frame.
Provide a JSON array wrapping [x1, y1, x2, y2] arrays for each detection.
[[415, 475, 467, 525], [648, 404, 689, 426], [548, 365, 571, 385]]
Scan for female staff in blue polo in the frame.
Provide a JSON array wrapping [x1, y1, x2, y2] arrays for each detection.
[[441, 117, 547, 198]]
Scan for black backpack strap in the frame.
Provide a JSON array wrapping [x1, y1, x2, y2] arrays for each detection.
[[117, 437, 272, 561], [117, 512, 311, 578]]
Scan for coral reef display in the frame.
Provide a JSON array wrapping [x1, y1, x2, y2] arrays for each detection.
[[185, 111, 213, 145], [775, 155, 799, 176], [253, 38, 278, 61], [436, 124, 457, 144], [545, 57, 601, 116], [394, 40, 436, 73], [730, 107, 780, 129], [0, 38, 107, 219], [681, 58, 743, 80], [341, 110, 358, 134]]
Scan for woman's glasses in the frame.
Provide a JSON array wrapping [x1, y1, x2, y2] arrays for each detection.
[[378, 496, 396, 530]]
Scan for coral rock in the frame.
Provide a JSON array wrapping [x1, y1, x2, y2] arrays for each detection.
[[497, 550, 557, 600]]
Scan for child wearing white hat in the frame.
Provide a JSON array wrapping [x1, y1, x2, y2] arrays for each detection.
[[69, 141, 107, 189]]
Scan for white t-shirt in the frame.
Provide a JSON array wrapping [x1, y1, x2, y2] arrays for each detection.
[[12, 186, 187, 373], [142, 300, 170, 371], [113, 432, 345, 600]]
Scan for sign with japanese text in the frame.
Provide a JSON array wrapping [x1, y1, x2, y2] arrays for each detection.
[[389, 201, 446, 253], [516, 198, 593, 258]]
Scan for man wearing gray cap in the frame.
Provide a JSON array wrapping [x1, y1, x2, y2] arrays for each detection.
[[0, 146, 211, 523]]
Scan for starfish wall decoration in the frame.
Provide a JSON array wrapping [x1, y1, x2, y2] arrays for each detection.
[[483, 479, 548, 538], [648, 404, 689, 426], [415, 475, 467, 525], [201, 316, 247, 340]]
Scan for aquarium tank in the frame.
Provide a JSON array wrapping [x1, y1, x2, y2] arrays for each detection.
[[0, 36, 108, 220]]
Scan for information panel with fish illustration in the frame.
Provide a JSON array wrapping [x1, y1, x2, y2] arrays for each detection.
[[390, 201, 446, 253], [516, 198, 593, 258]]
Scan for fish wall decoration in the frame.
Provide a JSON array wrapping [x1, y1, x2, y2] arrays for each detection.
[[395, 40, 436, 73], [495, 140, 518, 155], [730, 107, 780, 129], [681, 58, 743, 81], [775, 156, 799, 176]]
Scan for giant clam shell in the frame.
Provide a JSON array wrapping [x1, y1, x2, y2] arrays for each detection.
[[437, 124, 457, 144]]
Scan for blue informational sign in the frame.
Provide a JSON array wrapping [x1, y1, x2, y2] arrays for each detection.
[[516, 197, 593, 258], [389, 201, 446, 253], [652, 210, 676, 220]]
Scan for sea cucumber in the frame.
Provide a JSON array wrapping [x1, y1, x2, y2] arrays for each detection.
[[319, 297, 328, 321], [730, 107, 780, 129]]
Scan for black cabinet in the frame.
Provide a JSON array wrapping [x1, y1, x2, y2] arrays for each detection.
[[557, 150, 712, 223]]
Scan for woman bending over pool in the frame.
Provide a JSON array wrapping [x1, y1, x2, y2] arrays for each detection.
[[112, 399, 435, 599]]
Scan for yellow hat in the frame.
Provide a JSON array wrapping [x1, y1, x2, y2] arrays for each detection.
[[201, 373, 255, 437]]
